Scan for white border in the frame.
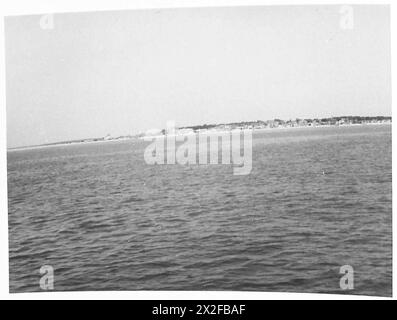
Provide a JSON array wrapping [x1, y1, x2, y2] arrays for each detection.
[[0, 0, 394, 300]]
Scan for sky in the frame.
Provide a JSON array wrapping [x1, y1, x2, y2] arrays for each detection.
[[5, 5, 391, 148]]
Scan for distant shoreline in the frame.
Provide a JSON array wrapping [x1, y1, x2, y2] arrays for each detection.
[[139, 122, 391, 140], [8, 121, 391, 152]]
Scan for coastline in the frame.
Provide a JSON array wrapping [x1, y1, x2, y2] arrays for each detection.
[[8, 122, 391, 153], [140, 122, 391, 140], [7, 136, 134, 152]]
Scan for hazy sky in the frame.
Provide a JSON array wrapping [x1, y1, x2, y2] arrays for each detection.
[[5, 5, 391, 148]]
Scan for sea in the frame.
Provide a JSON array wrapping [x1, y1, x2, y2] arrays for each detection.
[[8, 124, 392, 296]]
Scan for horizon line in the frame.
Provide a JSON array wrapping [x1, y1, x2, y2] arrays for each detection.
[[7, 114, 392, 150]]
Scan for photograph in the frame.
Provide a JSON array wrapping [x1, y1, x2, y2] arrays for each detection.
[[5, 4, 392, 297]]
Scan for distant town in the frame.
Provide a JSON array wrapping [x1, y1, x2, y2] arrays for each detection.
[[174, 115, 392, 133], [142, 115, 392, 137], [9, 116, 392, 150]]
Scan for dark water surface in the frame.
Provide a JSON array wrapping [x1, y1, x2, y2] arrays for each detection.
[[8, 125, 392, 295]]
